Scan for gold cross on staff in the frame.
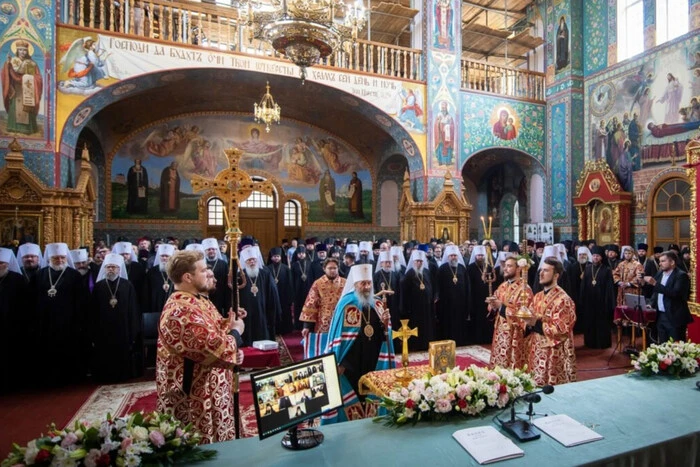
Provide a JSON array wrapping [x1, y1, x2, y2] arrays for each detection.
[[190, 148, 274, 238], [393, 319, 417, 370]]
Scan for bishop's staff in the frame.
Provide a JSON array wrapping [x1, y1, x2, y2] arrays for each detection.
[[191, 147, 274, 440]]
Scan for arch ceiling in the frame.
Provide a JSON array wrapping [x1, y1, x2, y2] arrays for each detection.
[[62, 68, 423, 173], [461, 147, 544, 184]]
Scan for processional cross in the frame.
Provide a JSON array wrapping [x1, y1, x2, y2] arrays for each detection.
[[190, 147, 273, 439], [393, 319, 417, 383]]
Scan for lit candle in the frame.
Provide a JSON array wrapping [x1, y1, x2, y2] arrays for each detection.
[[480, 216, 487, 235], [488, 216, 492, 237]]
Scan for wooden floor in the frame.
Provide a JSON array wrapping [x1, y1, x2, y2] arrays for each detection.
[[0, 331, 632, 459]]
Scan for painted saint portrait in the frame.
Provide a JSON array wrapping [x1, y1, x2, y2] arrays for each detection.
[[492, 108, 518, 140], [1, 39, 44, 136], [433, 0, 454, 50], [556, 15, 570, 71], [434, 100, 455, 164], [58, 36, 110, 96]]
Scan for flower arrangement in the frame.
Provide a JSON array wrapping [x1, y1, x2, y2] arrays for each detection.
[[2, 412, 216, 467], [631, 340, 700, 377], [375, 365, 536, 426]]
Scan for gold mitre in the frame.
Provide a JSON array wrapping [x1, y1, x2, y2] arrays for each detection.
[[14, 40, 29, 49]]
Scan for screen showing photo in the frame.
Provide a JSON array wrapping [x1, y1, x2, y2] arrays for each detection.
[[252, 353, 342, 439]]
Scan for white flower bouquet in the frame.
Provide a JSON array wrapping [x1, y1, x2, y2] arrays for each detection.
[[1, 411, 216, 467], [631, 340, 700, 377], [376, 365, 536, 426]]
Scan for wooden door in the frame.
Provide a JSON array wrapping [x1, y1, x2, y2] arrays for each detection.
[[240, 207, 277, 257]]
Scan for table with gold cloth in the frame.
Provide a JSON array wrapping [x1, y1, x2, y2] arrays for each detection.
[[358, 365, 431, 397]]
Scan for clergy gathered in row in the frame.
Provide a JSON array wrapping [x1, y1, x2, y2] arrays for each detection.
[[0, 233, 692, 440]]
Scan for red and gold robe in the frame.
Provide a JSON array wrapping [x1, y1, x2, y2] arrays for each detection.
[[613, 259, 644, 306], [299, 275, 346, 333], [156, 291, 238, 444], [490, 279, 533, 369], [526, 286, 577, 386]]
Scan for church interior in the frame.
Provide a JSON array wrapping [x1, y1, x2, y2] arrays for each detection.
[[1, 0, 700, 460]]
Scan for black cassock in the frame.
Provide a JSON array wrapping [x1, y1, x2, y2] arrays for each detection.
[[373, 269, 402, 331], [0, 271, 28, 392], [268, 262, 293, 334], [206, 258, 231, 317], [36, 266, 85, 385], [400, 268, 434, 351], [435, 263, 471, 346], [579, 263, 615, 349], [125, 261, 148, 315], [291, 259, 315, 330], [566, 261, 587, 333], [239, 268, 282, 346], [341, 303, 383, 400], [466, 262, 496, 345], [144, 266, 172, 363], [90, 279, 141, 382]]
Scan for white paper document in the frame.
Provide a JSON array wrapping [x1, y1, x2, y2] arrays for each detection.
[[453, 426, 524, 464], [532, 414, 604, 447]]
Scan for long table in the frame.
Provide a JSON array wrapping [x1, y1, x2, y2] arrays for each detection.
[[196, 373, 700, 466]]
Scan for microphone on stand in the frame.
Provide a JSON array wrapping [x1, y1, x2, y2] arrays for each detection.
[[501, 385, 554, 442]]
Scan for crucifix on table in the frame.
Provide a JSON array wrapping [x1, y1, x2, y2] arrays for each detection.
[[393, 319, 417, 382], [190, 147, 273, 439]]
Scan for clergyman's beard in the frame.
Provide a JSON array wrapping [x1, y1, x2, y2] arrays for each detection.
[[354, 290, 372, 309], [360, 253, 369, 262], [78, 267, 89, 276], [450, 259, 459, 268], [105, 271, 118, 281], [414, 265, 424, 275], [382, 266, 392, 273], [539, 277, 554, 288], [23, 264, 38, 272], [50, 264, 66, 272], [159, 263, 167, 272], [578, 257, 588, 264], [245, 264, 259, 280], [393, 262, 402, 273], [0, 268, 8, 278]]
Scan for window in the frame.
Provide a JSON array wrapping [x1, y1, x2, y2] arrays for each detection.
[[617, 0, 644, 61], [656, 0, 688, 45], [651, 178, 690, 247], [513, 200, 520, 244], [240, 177, 276, 208], [284, 200, 301, 227], [207, 198, 224, 226]]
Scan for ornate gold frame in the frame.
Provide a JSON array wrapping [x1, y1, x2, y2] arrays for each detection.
[[686, 139, 699, 316]]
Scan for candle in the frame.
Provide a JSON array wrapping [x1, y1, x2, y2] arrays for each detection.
[[480, 216, 487, 235], [488, 216, 492, 237]]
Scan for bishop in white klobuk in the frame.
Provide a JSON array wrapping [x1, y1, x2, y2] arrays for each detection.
[[91, 253, 142, 382], [238, 246, 282, 347]]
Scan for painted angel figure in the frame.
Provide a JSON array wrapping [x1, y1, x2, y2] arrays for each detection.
[[397, 88, 424, 132], [58, 36, 110, 95]]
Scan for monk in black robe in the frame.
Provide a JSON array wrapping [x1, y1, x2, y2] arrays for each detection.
[[373, 252, 402, 331], [239, 247, 282, 346], [90, 255, 142, 382], [567, 247, 590, 333], [0, 254, 28, 392], [268, 248, 293, 334], [579, 246, 615, 349], [291, 246, 315, 330], [467, 246, 496, 345], [400, 251, 434, 351], [36, 245, 85, 385], [435, 247, 471, 345], [202, 239, 231, 317]]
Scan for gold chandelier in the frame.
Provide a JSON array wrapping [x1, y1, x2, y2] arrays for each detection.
[[254, 81, 281, 132], [237, 0, 367, 81]]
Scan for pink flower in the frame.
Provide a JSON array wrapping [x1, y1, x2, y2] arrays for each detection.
[[60, 432, 78, 448], [120, 438, 132, 451], [435, 399, 452, 414], [175, 428, 184, 437], [149, 430, 166, 448]]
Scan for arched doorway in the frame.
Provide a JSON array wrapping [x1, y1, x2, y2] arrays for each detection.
[[462, 148, 544, 243], [650, 177, 691, 248]]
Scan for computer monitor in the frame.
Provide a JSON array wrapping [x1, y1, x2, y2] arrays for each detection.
[[251, 352, 343, 449], [624, 293, 649, 309]]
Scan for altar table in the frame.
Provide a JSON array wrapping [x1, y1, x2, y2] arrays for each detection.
[[194, 373, 700, 466]]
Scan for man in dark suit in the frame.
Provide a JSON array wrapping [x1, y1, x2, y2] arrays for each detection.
[[643, 251, 693, 343]]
